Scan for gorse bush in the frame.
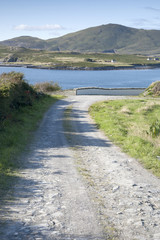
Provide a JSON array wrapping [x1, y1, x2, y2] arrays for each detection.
[[0, 71, 38, 121], [34, 81, 61, 93], [0, 71, 62, 123]]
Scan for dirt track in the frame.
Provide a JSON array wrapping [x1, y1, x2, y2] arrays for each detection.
[[0, 95, 160, 240]]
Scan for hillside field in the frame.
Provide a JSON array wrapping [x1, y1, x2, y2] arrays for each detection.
[[0, 45, 160, 69]]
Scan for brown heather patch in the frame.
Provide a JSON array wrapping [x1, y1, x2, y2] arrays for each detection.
[[119, 106, 131, 115], [136, 101, 160, 113]]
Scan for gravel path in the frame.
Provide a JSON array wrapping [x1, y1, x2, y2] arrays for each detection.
[[0, 95, 160, 240]]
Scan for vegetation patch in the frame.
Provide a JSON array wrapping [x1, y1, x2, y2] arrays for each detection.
[[34, 81, 61, 93], [143, 81, 160, 97], [89, 98, 160, 177]]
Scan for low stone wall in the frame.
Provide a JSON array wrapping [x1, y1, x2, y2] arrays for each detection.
[[76, 87, 145, 96]]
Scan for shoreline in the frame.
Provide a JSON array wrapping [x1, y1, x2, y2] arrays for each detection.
[[0, 63, 160, 71]]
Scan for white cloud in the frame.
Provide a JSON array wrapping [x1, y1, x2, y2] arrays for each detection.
[[14, 24, 64, 31], [145, 7, 160, 12], [129, 18, 160, 30], [131, 18, 150, 27]]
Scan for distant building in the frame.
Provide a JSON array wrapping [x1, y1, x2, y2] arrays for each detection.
[[154, 58, 159, 61], [147, 57, 152, 61], [111, 59, 116, 63]]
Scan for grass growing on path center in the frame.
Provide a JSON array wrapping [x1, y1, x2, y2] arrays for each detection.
[[89, 98, 160, 177]]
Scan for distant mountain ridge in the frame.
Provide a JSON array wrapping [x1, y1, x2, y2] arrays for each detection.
[[1, 24, 160, 54]]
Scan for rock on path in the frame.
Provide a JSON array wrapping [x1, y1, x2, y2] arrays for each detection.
[[0, 95, 160, 240]]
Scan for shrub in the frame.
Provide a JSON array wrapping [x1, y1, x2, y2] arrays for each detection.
[[152, 81, 160, 96], [34, 81, 61, 93], [0, 71, 38, 121], [147, 119, 160, 137], [143, 81, 160, 96], [86, 58, 96, 62]]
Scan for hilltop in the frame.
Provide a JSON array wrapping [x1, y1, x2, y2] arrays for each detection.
[[1, 24, 160, 54]]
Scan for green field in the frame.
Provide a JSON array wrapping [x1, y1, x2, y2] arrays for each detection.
[[0, 45, 160, 69]]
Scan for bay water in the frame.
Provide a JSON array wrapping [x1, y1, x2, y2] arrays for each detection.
[[0, 66, 160, 90]]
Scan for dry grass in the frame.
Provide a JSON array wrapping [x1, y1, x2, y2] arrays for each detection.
[[136, 101, 160, 113], [55, 56, 85, 63], [119, 106, 132, 115]]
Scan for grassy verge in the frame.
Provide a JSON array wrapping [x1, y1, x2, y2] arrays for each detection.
[[0, 94, 63, 196], [89, 98, 160, 177]]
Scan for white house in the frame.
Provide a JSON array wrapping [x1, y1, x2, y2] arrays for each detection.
[[111, 59, 116, 63]]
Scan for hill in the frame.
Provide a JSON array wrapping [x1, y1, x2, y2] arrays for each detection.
[[0, 36, 47, 49], [1, 24, 160, 54]]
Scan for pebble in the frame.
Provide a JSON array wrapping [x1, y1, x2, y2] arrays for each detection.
[[132, 183, 138, 187], [112, 186, 120, 192], [117, 212, 123, 215]]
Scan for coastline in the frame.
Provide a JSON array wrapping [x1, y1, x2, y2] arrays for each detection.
[[0, 63, 160, 71]]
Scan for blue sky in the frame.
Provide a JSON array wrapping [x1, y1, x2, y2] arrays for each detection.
[[0, 0, 160, 41]]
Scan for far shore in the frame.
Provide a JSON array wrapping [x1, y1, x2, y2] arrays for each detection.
[[1, 63, 160, 71]]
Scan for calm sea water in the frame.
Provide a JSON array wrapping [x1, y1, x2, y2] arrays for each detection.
[[0, 66, 160, 89]]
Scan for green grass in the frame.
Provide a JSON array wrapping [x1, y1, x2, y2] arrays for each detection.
[[89, 99, 160, 177], [0, 94, 63, 196]]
